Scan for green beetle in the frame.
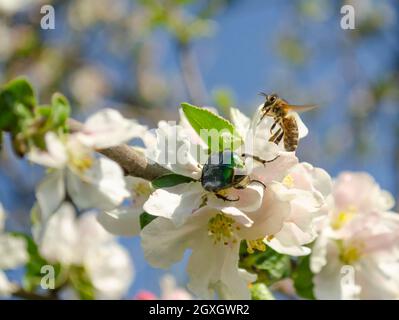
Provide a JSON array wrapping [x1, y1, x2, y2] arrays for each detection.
[[200, 150, 276, 201]]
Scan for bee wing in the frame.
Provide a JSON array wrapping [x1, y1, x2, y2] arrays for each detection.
[[284, 104, 318, 113]]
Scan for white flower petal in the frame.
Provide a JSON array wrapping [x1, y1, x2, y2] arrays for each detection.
[[28, 132, 68, 169], [187, 232, 251, 299], [143, 182, 203, 227], [146, 122, 203, 179], [39, 202, 80, 265], [0, 270, 17, 297], [77, 108, 147, 148], [141, 217, 199, 269], [230, 108, 251, 141], [35, 170, 65, 221], [67, 157, 129, 210], [0, 234, 28, 269], [97, 207, 142, 237], [84, 242, 134, 299]]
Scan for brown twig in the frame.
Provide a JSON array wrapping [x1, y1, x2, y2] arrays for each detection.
[[68, 119, 170, 181], [12, 287, 58, 300]]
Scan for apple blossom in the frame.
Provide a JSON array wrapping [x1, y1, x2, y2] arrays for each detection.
[[311, 172, 399, 299], [141, 107, 331, 299], [28, 109, 147, 231], [0, 203, 28, 297], [134, 274, 193, 300], [38, 202, 134, 299]]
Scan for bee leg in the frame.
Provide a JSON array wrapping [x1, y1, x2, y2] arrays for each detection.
[[269, 128, 282, 143], [274, 131, 284, 145], [269, 120, 278, 135], [215, 193, 240, 202]]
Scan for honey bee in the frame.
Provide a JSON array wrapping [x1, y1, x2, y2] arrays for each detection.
[[258, 93, 317, 152]]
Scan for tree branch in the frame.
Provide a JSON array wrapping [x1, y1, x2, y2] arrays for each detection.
[[68, 119, 170, 181], [12, 287, 58, 300]]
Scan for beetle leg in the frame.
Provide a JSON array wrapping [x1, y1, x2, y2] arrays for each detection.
[[215, 193, 240, 202], [248, 179, 267, 189], [242, 153, 280, 166]]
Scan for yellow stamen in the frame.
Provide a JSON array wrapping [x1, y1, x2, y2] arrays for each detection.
[[340, 245, 362, 264], [282, 174, 294, 188], [133, 182, 152, 197], [331, 206, 357, 230], [208, 214, 236, 245], [246, 239, 267, 254], [69, 154, 93, 172]]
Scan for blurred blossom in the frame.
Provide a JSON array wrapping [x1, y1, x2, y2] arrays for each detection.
[[311, 172, 399, 299], [0, 203, 28, 297], [69, 66, 110, 107], [0, 0, 38, 14], [39, 202, 134, 299], [134, 274, 192, 300]]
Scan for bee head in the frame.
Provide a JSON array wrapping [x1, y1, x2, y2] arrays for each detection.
[[259, 92, 279, 115]]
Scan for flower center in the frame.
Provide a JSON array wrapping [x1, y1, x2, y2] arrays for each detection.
[[282, 174, 295, 188], [340, 245, 362, 264], [246, 239, 267, 254], [69, 153, 93, 172], [133, 182, 152, 197], [207, 214, 238, 245], [331, 206, 357, 230]]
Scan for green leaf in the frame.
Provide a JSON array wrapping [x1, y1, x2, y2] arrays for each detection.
[[181, 102, 242, 152], [239, 243, 292, 286], [140, 212, 157, 230], [250, 283, 275, 300], [292, 255, 315, 300], [49, 93, 70, 129], [0, 77, 36, 131], [69, 265, 95, 300], [254, 249, 292, 282], [151, 173, 195, 189]]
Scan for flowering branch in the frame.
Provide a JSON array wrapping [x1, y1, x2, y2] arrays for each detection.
[[68, 119, 170, 181]]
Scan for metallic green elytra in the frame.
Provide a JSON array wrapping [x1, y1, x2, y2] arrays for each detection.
[[201, 150, 248, 193]]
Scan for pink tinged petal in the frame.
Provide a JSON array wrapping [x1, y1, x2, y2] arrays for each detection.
[[66, 157, 129, 210], [143, 182, 204, 227], [77, 108, 147, 148], [36, 170, 65, 221], [134, 291, 158, 300], [97, 207, 142, 237], [252, 154, 299, 185], [239, 189, 290, 240], [266, 222, 313, 256], [208, 183, 264, 214], [333, 171, 392, 212], [355, 256, 399, 299]]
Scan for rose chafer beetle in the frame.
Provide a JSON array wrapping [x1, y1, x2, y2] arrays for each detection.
[[200, 150, 277, 201]]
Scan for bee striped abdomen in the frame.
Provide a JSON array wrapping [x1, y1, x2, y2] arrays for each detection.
[[282, 116, 298, 151]]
